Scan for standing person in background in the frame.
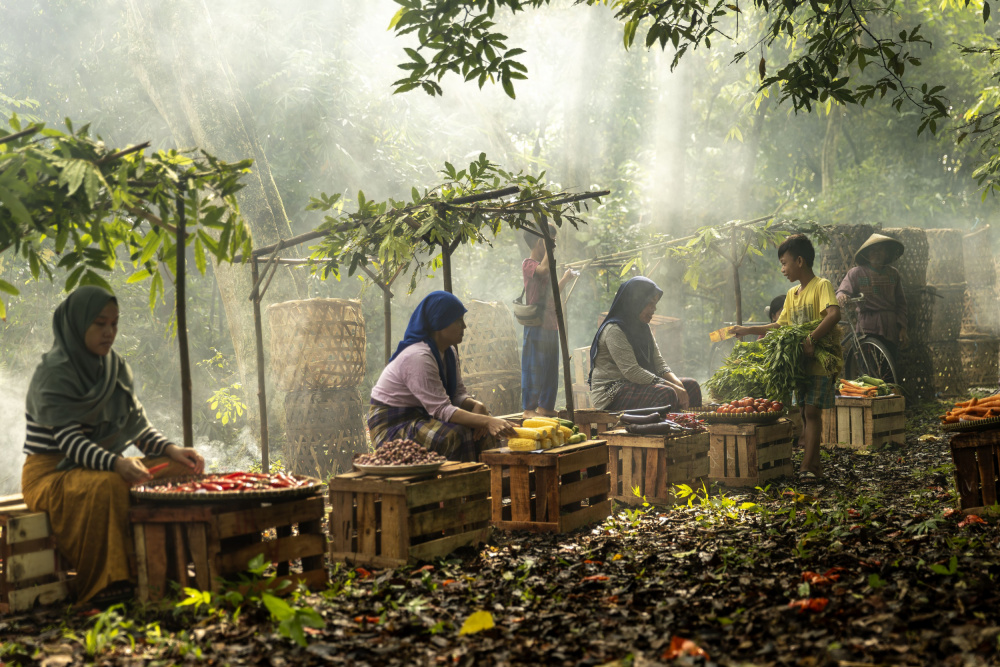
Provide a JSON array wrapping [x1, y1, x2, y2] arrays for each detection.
[[731, 234, 841, 482], [520, 226, 577, 418], [835, 234, 908, 361], [21, 286, 204, 607], [766, 294, 786, 325]]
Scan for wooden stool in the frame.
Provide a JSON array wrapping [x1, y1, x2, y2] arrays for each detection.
[[823, 395, 906, 449], [605, 430, 710, 505], [482, 440, 611, 533], [950, 430, 1000, 512], [130, 494, 326, 602], [0, 494, 72, 614], [708, 420, 795, 487], [328, 462, 491, 568]]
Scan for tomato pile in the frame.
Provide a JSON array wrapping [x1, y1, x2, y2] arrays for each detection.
[[715, 397, 784, 414], [142, 471, 313, 494]]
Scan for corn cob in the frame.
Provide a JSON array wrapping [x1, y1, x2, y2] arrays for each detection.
[[507, 437, 539, 451], [557, 425, 573, 440], [523, 418, 558, 429], [512, 427, 542, 440], [541, 437, 554, 450]]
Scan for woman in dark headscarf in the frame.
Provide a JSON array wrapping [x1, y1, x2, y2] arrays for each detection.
[[368, 291, 515, 461], [21, 286, 204, 606], [588, 277, 701, 411]]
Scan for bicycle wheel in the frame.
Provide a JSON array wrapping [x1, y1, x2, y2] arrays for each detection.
[[844, 337, 898, 386]]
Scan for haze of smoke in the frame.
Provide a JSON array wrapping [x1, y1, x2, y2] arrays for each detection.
[[0, 370, 28, 495]]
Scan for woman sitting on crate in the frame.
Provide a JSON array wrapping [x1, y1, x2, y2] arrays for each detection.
[[20, 286, 204, 607], [368, 291, 516, 461], [588, 276, 702, 412], [835, 233, 908, 360]]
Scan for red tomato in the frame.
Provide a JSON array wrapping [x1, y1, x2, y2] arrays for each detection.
[[773, 401, 784, 410]]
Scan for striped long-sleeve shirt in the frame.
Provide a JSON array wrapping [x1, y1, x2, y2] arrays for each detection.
[[23, 413, 173, 471]]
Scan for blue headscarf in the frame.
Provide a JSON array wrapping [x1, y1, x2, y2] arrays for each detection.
[[391, 291, 468, 400], [589, 277, 664, 384]]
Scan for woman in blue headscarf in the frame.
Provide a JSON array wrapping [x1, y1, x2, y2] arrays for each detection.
[[368, 291, 515, 461], [588, 277, 701, 411]]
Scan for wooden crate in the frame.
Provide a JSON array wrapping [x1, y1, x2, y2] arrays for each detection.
[[0, 495, 72, 614], [328, 462, 491, 568], [605, 430, 710, 505], [558, 408, 617, 438], [482, 440, 611, 533], [950, 431, 1000, 512], [822, 395, 906, 450], [130, 495, 327, 603], [708, 420, 795, 487]]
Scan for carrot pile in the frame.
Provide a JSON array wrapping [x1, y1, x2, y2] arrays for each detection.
[[941, 395, 1000, 423], [837, 378, 883, 397]]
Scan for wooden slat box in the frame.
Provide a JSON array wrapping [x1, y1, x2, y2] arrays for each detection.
[[130, 495, 327, 603], [708, 420, 795, 487], [328, 462, 491, 569], [823, 395, 906, 450], [0, 494, 73, 614], [481, 440, 611, 533], [950, 430, 1000, 512], [558, 409, 617, 439], [605, 430, 710, 505]]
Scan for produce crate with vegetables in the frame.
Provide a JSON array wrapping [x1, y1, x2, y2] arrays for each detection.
[[708, 420, 795, 487], [948, 430, 1000, 512], [130, 480, 328, 602], [0, 494, 73, 614], [328, 462, 491, 568], [605, 413, 709, 506], [482, 440, 611, 533], [822, 395, 905, 450]]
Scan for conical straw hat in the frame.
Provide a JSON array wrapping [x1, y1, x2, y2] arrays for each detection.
[[855, 233, 904, 265]]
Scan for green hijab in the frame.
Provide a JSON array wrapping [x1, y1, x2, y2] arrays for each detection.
[[26, 286, 152, 470]]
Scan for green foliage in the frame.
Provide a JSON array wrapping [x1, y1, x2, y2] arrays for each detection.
[[63, 604, 136, 658], [706, 340, 770, 402], [0, 114, 252, 318], [762, 319, 844, 401]]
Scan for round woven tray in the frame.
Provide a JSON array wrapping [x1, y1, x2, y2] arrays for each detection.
[[353, 462, 445, 477], [130, 474, 324, 504], [701, 410, 787, 425], [942, 416, 1000, 433]]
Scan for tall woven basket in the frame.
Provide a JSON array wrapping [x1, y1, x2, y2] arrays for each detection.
[[461, 300, 522, 415], [883, 227, 929, 289], [897, 344, 936, 401], [959, 339, 1000, 388], [962, 226, 997, 289], [267, 299, 366, 392], [926, 341, 966, 397], [927, 284, 966, 342], [962, 284, 1000, 337], [283, 387, 368, 479], [817, 224, 876, 289], [902, 287, 934, 345], [925, 229, 966, 287]]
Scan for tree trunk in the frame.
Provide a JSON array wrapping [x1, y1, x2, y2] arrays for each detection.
[[124, 0, 304, 425], [821, 109, 842, 194]]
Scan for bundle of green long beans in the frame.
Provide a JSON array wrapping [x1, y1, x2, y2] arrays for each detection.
[[761, 320, 843, 401], [706, 340, 770, 402]]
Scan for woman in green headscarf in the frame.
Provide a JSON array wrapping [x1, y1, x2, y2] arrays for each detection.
[[21, 286, 204, 605]]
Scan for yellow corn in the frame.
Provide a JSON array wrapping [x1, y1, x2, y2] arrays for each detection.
[[557, 425, 573, 439], [541, 437, 554, 450], [523, 418, 558, 429], [512, 427, 542, 440], [507, 437, 539, 451]]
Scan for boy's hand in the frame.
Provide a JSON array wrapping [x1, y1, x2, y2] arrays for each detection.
[[730, 326, 751, 338], [803, 334, 815, 357]]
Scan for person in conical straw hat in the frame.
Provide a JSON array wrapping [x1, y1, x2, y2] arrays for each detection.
[[835, 233, 908, 359]]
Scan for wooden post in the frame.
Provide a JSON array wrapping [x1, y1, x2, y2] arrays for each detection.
[[175, 190, 193, 448], [538, 221, 575, 421], [383, 285, 392, 365], [251, 258, 270, 473], [441, 243, 453, 293], [731, 224, 743, 326]]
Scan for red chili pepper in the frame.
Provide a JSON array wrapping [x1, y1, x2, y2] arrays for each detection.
[[146, 462, 170, 476], [201, 483, 223, 492]]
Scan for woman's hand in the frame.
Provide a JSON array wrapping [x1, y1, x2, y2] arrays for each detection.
[[672, 386, 690, 409], [469, 400, 490, 416], [165, 444, 205, 474], [114, 457, 152, 485]]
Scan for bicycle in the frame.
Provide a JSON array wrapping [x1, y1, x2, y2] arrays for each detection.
[[839, 293, 899, 386]]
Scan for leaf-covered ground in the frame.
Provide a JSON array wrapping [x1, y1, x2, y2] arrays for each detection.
[[3, 401, 1000, 666]]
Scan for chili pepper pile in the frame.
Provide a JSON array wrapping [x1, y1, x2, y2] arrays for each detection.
[[140, 471, 312, 494]]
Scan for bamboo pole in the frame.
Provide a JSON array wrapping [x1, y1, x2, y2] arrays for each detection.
[[175, 189, 193, 449], [442, 244, 453, 293], [538, 221, 574, 421], [731, 225, 743, 326], [384, 287, 392, 365], [251, 258, 270, 473]]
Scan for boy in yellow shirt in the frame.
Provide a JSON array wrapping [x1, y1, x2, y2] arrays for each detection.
[[731, 234, 841, 481]]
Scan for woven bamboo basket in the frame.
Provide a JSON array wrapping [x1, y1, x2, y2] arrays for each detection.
[[599, 312, 684, 365], [461, 300, 522, 415], [267, 299, 366, 392], [817, 224, 876, 289], [282, 387, 368, 479], [962, 226, 997, 288], [927, 284, 966, 342], [897, 344, 936, 402], [883, 227, 929, 289], [959, 339, 1000, 387], [961, 284, 1000, 337], [902, 287, 934, 345], [925, 229, 966, 287], [926, 341, 966, 396]]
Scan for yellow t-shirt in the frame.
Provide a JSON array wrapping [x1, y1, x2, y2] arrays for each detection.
[[776, 276, 839, 375]]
